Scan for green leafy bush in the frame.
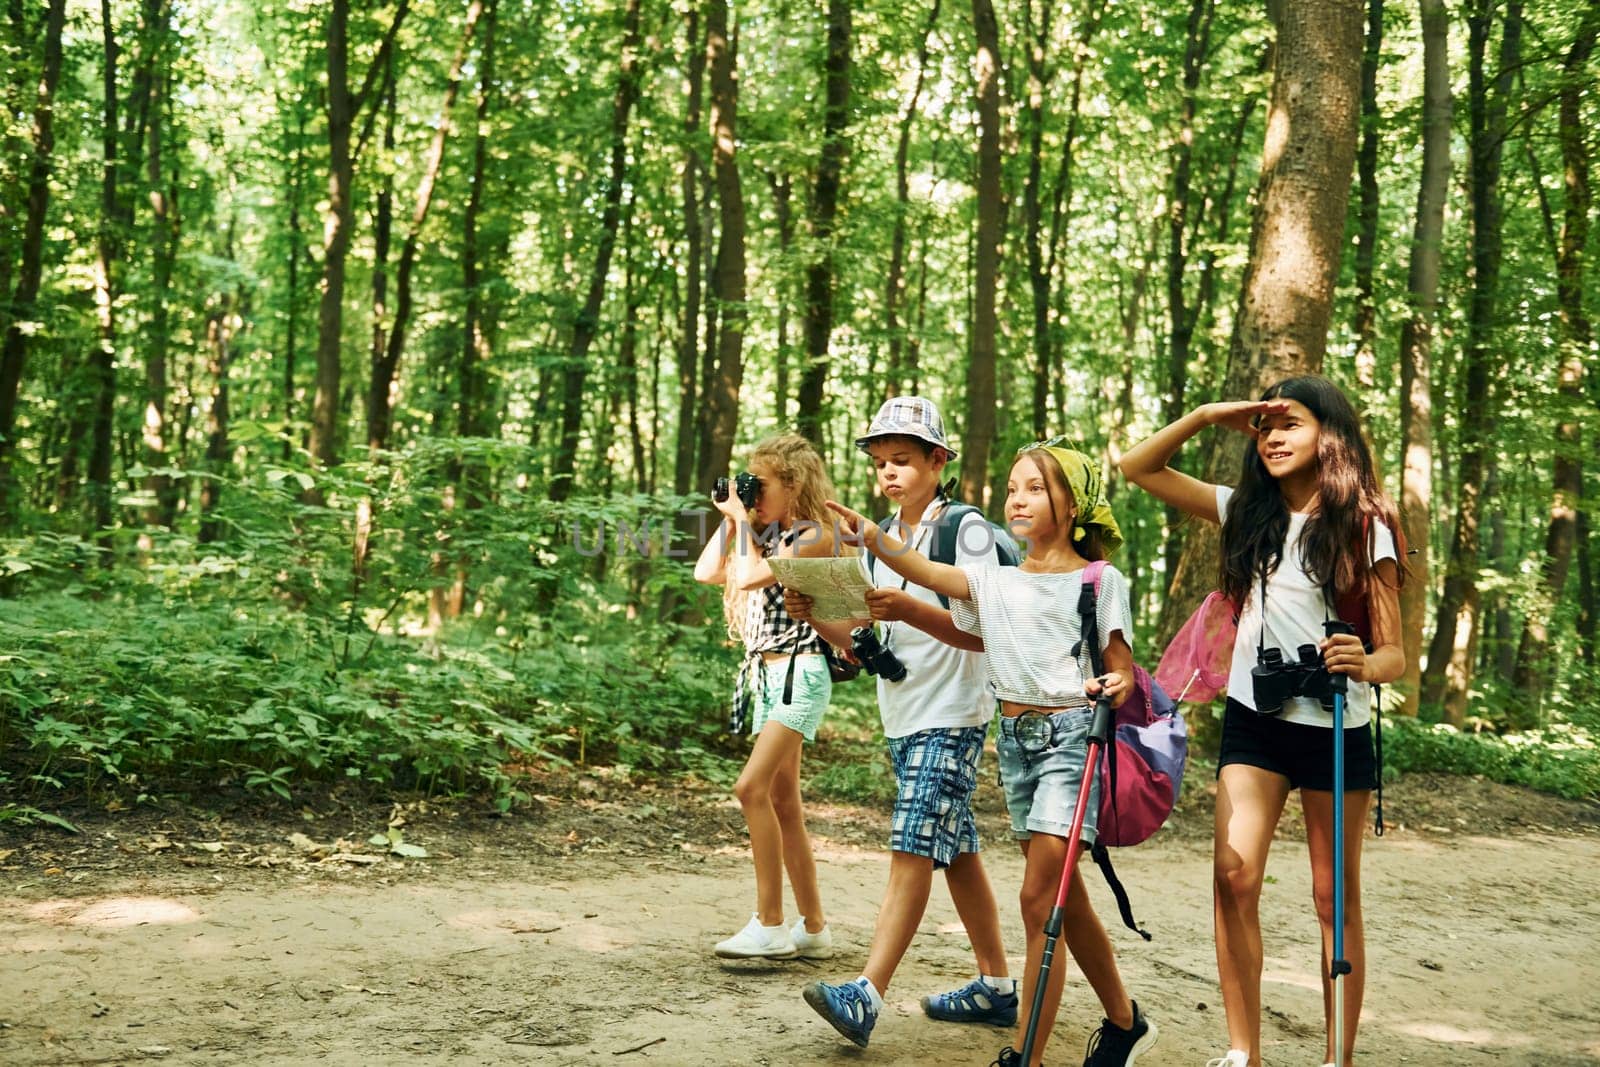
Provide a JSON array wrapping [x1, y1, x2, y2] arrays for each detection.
[[1382, 718, 1600, 800]]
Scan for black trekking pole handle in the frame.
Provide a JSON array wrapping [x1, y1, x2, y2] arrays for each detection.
[[1018, 694, 1114, 1066]]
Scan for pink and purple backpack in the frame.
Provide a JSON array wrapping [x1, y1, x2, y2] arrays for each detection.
[[1076, 561, 1190, 937]]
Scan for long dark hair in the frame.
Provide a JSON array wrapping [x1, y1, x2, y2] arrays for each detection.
[[1219, 375, 1402, 607]]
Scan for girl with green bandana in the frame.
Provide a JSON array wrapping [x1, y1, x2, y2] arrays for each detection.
[[827, 443, 1159, 1067]]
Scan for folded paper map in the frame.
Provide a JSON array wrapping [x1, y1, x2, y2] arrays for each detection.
[[767, 556, 872, 622]]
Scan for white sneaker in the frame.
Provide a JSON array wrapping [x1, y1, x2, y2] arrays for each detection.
[[1205, 1053, 1249, 1067], [714, 914, 796, 959], [789, 917, 834, 959]]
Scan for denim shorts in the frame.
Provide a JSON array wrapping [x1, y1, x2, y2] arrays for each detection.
[[886, 725, 987, 869], [750, 655, 831, 742], [995, 709, 1100, 843]]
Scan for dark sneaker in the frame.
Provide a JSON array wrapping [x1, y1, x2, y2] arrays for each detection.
[[991, 1046, 1025, 1067], [803, 979, 878, 1048], [1081, 999, 1158, 1066], [922, 977, 1019, 1026]]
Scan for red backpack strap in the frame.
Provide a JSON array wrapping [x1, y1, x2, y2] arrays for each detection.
[[1083, 559, 1108, 591]]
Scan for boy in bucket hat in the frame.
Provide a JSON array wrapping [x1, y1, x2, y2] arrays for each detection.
[[790, 397, 1017, 1050]]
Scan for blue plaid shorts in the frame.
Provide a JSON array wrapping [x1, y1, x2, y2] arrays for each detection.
[[887, 725, 988, 869]]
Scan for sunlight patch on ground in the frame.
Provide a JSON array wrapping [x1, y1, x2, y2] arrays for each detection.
[[1393, 1019, 1530, 1049], [25, 896, 200, 929]]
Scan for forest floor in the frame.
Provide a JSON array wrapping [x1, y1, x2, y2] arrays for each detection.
[[2, 768, 1598, 1067]]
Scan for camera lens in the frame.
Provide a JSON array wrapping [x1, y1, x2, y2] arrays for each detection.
[[713, 476, 729, 502]]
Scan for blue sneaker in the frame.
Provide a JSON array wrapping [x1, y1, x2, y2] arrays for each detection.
[[922, 978, 1019, 1026], [803, 979, 878, 1048]]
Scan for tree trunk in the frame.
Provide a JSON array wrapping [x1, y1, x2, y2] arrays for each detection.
[[1395, 0, 1451, 717], [0, 0, 66, 519], [960, 0, 1002, 505], [283, 104, 307, 461], [885, 0, 940, 399], [1350, 0, 1382, 391], [795, 0, 851, 446], [368, 0, 483, 453], [138, 0, 177, 532], [458, 0, 497, 451], [1421, 0, 1521, 724], [198, 292, 234, 544], [88, 0, 122, 550], [547, 0, 642, 502], [1162, 0, 1217, 583], [694, 0, 745, 491], [307, 0, 409, 475], [1156, 0, 1365, 645], [673, 7, 706, 497], [1510, 3, 1595, 712], [768, 171, 794, 417], [1022, 0, 1058, 441], [367, 73, 396, 447]]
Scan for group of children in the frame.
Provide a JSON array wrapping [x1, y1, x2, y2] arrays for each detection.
[[693, 377, 1404, 1067]]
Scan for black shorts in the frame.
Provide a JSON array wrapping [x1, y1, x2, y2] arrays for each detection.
[[1218, 698, 1377, 792]]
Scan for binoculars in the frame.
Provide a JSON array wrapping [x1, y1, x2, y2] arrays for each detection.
[[851, 626, 907, 683], [1250, 620, 1355, 714]]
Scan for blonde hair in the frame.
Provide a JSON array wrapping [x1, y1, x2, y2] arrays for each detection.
[[724, 433, 842, 641]]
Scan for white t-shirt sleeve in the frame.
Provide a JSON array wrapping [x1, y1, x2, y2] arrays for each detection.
[[1370, 520, 1398, 566], [1216, 484, 1234, 522], [951, 563, 986, 637], [1094, 565, 1135, 653]]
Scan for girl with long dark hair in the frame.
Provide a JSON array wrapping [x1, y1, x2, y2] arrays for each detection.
[[1120, 376, 1404, 1067]]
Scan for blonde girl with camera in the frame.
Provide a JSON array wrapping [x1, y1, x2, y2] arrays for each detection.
[[1119, 375, 1404, 1067], [694, 432, 846, 960]]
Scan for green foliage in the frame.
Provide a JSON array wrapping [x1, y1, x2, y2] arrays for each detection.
[[0, 446, 743, 806], [1382, 719, 1600, 801]]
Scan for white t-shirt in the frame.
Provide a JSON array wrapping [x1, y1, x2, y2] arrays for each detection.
[[864, 508, 995, 739], [1218, 485, 1397, 727], [951, 561, 1133, 709]]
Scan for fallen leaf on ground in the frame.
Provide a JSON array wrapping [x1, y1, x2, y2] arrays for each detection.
[[323, 853, 382, 866]]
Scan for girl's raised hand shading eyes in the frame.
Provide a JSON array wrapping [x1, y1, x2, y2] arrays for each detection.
[[1206, 400, 1288, 437]]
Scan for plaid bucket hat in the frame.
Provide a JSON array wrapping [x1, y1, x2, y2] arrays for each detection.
[[854, 396, 958, 460]]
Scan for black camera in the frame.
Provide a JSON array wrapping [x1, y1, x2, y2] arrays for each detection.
[[713, 472, 762, 509], [1250, 620, 1355, 715], [851, 626, 907, 683]]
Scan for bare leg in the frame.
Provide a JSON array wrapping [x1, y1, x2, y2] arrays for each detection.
[[1008, 836, 1130, 1067], [1213, 764, 1292, 1066], [734, 720, 807, 926], [860, 850, 935, 992], [944, 849, 1010, 979], [770, 733, 825, 931], [1303, 787, 1371, 1067]]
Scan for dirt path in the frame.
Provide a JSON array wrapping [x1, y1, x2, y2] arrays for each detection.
[[2, 776, 1598, 1066]]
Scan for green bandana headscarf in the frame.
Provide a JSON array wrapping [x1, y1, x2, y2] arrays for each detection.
[[1024, 444, 1124, 558]]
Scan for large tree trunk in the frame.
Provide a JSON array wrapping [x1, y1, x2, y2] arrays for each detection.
[[960, 0, 1002, 505], [458, 0, 497, 451], [885, 0, 940, 399], [367, 74, 396, 448], [693, 0, 745, 491], [794, 0, 851, 445], [1510, 4, 1596, 714], [547, 0, 642, 502], [88, 0, 122, 549], [0, 0, 66, 519], [1156, 0, 1365, 644], [1421, 0, 1521, 724], [368, 0, 483, 453], [1395, 0, 1451, 717], [307, 0, 409, 475]]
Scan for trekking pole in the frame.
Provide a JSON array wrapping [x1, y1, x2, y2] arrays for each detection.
[[1326, 619, 1354, 1067], [1019, 694, 1114, 1067]]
